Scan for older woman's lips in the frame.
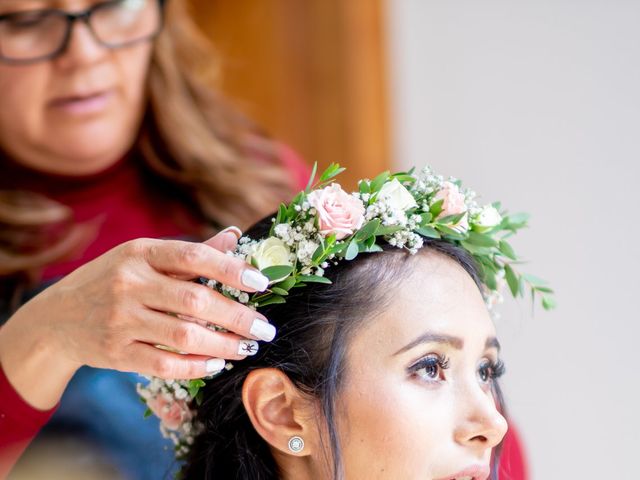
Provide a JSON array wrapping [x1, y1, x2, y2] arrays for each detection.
[[49, 90, 113, 115]]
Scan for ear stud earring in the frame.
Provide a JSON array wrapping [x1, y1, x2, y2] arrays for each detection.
[[288, 436, 305, 453]]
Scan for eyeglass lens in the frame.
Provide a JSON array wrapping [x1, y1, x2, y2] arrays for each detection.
[[0, 0, 161, 63]]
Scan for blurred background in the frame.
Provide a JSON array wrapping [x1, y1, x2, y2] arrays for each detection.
[[191, 1, 639, 478], [9, 0, 639, 478]]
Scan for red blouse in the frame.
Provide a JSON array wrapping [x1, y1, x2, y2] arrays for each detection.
[[0, 148, 528, 479]]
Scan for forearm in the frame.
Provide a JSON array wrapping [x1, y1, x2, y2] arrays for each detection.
[[0, 297, 78, 411]]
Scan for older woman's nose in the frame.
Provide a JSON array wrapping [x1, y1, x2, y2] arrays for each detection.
[[454, 388, 508, 452], [55, 20, 108, 68]]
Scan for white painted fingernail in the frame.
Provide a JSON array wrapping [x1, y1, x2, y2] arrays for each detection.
[[250, 319, 277, 342], [220, 226, 243, 239], [241, 269, 269, 292], [239, 340, 259, 356], [205, 358, 226, 373]]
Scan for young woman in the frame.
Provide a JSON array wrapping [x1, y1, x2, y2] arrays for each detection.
[[141, 167, 552, 479]]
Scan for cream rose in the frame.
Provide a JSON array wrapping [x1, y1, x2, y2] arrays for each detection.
[[307, 184, 365, 240], [474, 205, 502, 230], [249, 237, 293, 270], [433, 181, 469, 233], [378, 178, 418, 211]]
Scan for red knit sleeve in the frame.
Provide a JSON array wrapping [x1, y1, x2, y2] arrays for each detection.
[[0, 364, 58, 478], [498, 425, 529, 480]]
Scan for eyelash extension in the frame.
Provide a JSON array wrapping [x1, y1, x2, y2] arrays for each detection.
[[480, 358, 506, 381], [407, 354, 450, 380]]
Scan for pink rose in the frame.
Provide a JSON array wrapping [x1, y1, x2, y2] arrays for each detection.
[[308, 184, 365, 240], [433, 181, 469, 232], [147, 395, 192, 431]]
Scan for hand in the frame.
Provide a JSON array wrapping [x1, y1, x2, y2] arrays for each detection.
[[0, 227, 274, 409]]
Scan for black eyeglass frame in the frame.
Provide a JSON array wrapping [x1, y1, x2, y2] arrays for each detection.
[[0, 0, 167, 65]]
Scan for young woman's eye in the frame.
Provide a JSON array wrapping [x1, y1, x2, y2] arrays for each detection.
[[408, 354, 450, 383], [478, 359, 505, 383]]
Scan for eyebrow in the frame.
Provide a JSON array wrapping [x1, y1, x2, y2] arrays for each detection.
[[392, 331, 501, 356]]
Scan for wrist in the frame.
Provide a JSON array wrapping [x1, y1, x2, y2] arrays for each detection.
[[0, 297, 79, 410]]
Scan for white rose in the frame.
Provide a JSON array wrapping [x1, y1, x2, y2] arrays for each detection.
[[378, 179, 418, 211], [248, 237, 293, 271], [474, 205, 502, 230]]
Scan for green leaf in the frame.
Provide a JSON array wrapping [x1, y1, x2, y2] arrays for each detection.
[[270, 287, 289, 296], [436, 224, 466, 239], [319, 163, 346, 182], [542, 296, 557, 310], [276, 276, 297, 291], [355, 219, 381, 242], [416, 226, 441, 239], [362, 244, 383, 253], [390, 173, 416, 184], [358, 180, 371, 194], [143, 407, 153, 418], [187, 379, 206, 398], [345, 240, 360, 261], [305, 162, 318, 192], [534, 286, 554, 294], [418, 212, 433, 226], [460, 241, 493, 255], [503, 212, 530, 230], [376, 225, 404, 236], [370, 171, 391, 193], [257, 294, 287, 307], [498, 240, 517, 260], [438, 212, 467, 226], [297, 275, 333, 284], [429, 199, 444, 218], [522, 273, 549, 287], [261, 265, 294, 281], [504, 264, 520, 297], [466, 231, 498, 247]]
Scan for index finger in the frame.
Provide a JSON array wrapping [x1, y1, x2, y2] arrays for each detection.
[[144, 239, 269, 292]]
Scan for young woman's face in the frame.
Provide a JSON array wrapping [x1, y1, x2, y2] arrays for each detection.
[[0, 0, 157, 175], [335, 252, 507, 480]]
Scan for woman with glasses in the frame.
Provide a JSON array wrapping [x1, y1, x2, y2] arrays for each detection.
[[0, 1, 308, 478]]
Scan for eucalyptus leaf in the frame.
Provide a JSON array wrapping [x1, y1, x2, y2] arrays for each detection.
[[298, 275, 333, 284], [257, 295, 287, 307], [345, 240, 359, 261], [305, 162, 318, 192], [498, 240, 517, 260], [416, 226, 440, 239], [261, 265, 294, 281], [466, 231, 498, 247], [355, 219, 381, 242], [270, 287, 289, 296], [370, 171, 390, 192], [504, 264, 519, 297], [429, 199, 444, 218]]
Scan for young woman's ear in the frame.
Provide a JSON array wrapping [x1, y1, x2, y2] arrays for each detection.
[[242, 368, 318, 456]]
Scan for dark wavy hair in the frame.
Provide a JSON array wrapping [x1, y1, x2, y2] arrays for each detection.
[[183, 216, 505, 480]]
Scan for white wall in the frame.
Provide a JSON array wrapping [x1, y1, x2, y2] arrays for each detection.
[[386, 1, 640, 478]]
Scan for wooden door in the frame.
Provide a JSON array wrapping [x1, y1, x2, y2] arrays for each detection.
[[188, 0, 391, 189]]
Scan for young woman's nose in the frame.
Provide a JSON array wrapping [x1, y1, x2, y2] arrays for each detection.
[[55, 21, 108, 69], [453, 388, 508, 452]]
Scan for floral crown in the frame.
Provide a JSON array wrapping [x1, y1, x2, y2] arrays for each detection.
[[137, 163, 555, 459]]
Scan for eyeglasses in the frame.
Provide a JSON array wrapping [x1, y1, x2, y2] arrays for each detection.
[[0, 0, 165, 65]]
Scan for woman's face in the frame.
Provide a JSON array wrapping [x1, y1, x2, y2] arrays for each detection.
[[335, 252, 508, 480], [0, 0, 155, 175]]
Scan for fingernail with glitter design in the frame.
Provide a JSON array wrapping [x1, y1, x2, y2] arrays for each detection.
[[250, 319, 277, 342], [239, 340, 259, 356], [241, 269, 269, 292], [220, 226, 243, 239], [205, 358, 226, 373]]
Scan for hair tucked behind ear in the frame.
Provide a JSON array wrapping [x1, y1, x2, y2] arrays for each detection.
[[182, 216, 506, 480]]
